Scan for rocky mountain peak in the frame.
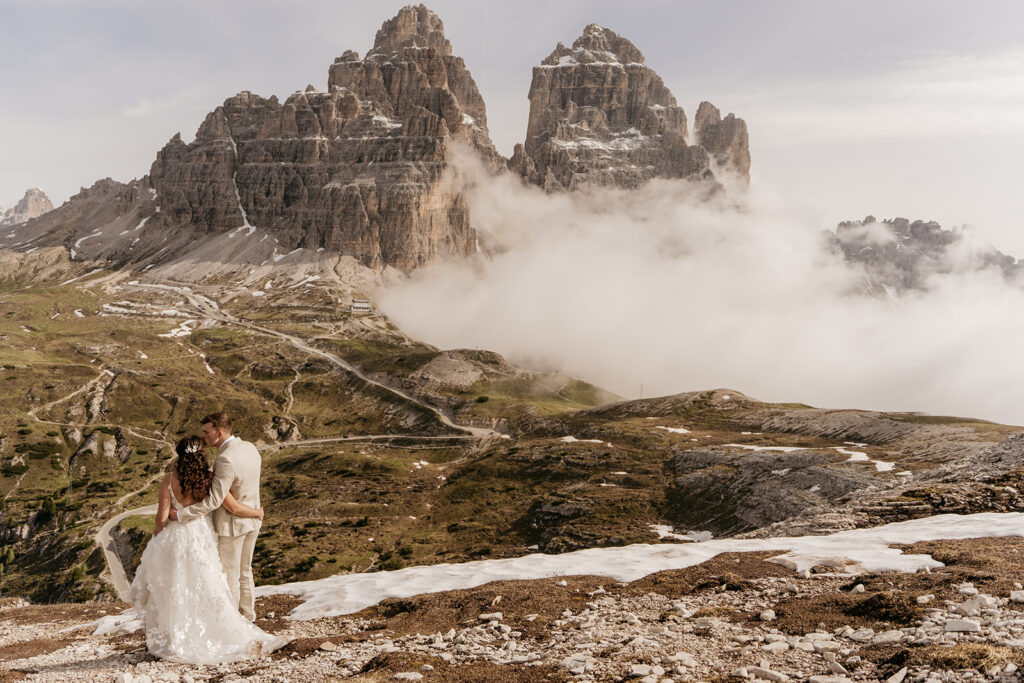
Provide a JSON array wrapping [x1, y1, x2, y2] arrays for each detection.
[[832, 215, 1022, 294], [694, 101, 750, 184], [541, 24, 645, 66], [1, 188, 53, 228], [1, 5, 501, 273], [367, 4, 451, 59], [511, 24, 748, 191]]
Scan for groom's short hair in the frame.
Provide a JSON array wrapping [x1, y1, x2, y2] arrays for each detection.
[[201, 412, 232, 432]]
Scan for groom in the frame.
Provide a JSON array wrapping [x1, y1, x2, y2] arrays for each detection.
[[171, 412, 264, 621]]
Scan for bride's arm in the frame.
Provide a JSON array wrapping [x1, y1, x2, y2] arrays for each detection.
[[154, 474, 172, 535], [221, 491, 265, 520]]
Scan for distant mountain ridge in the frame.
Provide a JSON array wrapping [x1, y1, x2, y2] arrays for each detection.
[[0, 188, 52, 228], [831, 215, 1023, 294], [0, 5, 747, 275]]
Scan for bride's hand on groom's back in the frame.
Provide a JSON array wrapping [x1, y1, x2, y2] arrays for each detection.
[[257, 508, 265, 521]]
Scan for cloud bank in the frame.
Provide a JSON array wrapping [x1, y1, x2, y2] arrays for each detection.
[[377, 154, 1024, 426]]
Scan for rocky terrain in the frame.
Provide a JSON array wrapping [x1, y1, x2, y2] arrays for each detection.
[[0, 5, 749, 280], [508, 24, 748, 191], [830, 216, 1023, 295], [3, 6, 1024, 682], [4, 536, 1024, 681], [3, 219, 1024, 682], [0, 189, 52, 229], [2, 5, 501, 274]]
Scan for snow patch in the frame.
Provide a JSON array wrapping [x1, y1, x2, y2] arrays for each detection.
[[74, 230, 102, 249], [722, 443, 805, 453], [157, 320, 196, 338], [655, 426, 690, 434], [253, 512, 1024, 620]]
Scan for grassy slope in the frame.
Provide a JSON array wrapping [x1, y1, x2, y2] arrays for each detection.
[[0, 276, 1020, 603]]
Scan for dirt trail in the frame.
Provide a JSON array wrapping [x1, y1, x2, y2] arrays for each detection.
[[261, 433, 480, 452], [95, 503, 156, 602], [151, 281, 500, 439], [283, 361, 305, 415], [27, 367, 113, 421]]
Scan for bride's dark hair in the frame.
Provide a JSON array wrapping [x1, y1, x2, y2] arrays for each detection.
[[175, 435, 213, 500]]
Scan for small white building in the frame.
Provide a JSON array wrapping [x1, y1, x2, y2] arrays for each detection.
[[349, 299, 373, 314]]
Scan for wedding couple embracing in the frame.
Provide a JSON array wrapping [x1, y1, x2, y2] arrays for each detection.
[[126, 412, 287, 664]]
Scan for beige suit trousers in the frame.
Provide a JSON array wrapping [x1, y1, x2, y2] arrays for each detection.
[[217, 529, 259, 621]]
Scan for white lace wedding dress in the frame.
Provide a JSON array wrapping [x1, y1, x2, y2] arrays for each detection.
[[103, 487, 286, 664]]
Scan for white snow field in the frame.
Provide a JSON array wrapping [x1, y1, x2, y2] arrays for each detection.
[[252, 512, 1024, 621], [95, 512, 1024, 633]]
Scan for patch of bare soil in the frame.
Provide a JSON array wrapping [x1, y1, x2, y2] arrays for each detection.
[[893, 536, 1024, 602], [355, 651, 569, 682], [254, 594, 305, 633], [272, 629, 383, 661], [346, 551, 794, 642], [103, 631, 146, 653], [620, 551, 794, 597], [754, 537, 1024, 637], [352, 574, 613, 641], [0, 603, 125, 626], [0, 637, 83, 663], [856, 642, 1024, 675], [769, 590, 920, 634]]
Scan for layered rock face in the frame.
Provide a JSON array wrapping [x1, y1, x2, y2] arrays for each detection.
[[694, 101, 750, 184], [1, 4, 499, 273], [832, 215, 1023, 293], [0, 188, 53, 228], [147, 3, 498, 271], [509, 25, 748, 191], [1, 7, 754, 275]]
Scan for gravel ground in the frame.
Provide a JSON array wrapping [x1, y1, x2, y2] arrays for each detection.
[[3, 542, 1024, 682]]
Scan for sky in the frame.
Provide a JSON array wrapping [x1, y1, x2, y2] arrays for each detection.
[[2, 1, 1024, 250]]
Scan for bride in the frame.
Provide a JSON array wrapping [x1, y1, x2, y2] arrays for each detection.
[[128, 435, 286, 664]]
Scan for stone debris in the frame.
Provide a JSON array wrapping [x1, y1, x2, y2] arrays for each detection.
[[5, 575, 1024, 682]]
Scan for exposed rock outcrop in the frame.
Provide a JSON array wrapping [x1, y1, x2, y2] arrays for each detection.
[[0, 188, 52, 228], [0, 246, 75, 283], [694, 101, 750, 184], [510, 24, 747, 191], [831, 215, 1023, 294], [664, 447, 872, 536], [148, 3, 502, 271], [1, 8, 755, 278], [1, 5, 499, 273]]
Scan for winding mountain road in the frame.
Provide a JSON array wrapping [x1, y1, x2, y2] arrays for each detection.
[[152, 281, 500, 439], [261, 433, 481, 451], [96, 504, 156, 602]]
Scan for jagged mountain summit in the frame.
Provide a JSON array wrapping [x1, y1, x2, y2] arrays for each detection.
[[832, 215, 1023, 294], [0, 7, 752, 277], [0, 188, 52, 228], [508, 24, 749, 191], [1, 5, 499, 274]]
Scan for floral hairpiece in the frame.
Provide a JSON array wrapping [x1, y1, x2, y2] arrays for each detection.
[[184, 442, 201, 455]]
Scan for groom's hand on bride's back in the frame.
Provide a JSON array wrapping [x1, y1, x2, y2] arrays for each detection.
[[168, 508, 178, 521]]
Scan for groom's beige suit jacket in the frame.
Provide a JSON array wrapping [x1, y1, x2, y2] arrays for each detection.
[[176, 436, 262, 536]]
